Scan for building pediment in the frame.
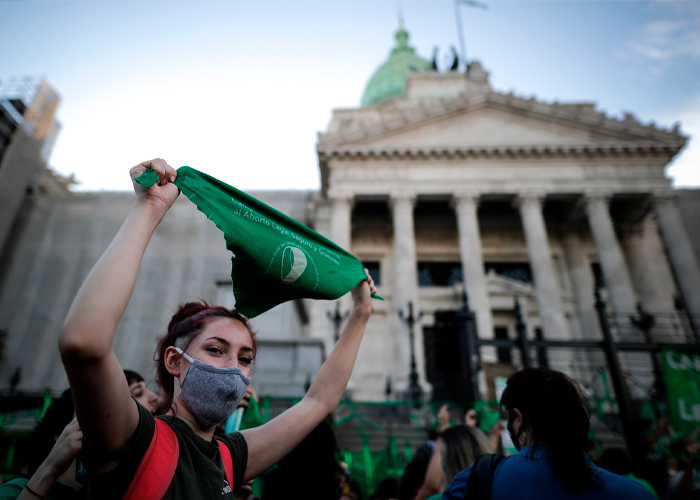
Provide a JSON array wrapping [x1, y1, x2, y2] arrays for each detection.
[[318, 92, 686, 154]]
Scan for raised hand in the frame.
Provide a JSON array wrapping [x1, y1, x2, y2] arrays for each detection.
[[129, 158, 179, 215], [44, 418, 83, 476], [237, 385, 258, 410], [350, 269, 377, 316], [438, 404, 451, 429]]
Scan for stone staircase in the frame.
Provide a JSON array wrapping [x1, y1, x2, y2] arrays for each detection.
[[261, 398, 437, 453], [260, 396, 627, 454]]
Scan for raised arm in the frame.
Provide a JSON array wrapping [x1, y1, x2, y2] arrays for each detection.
[[241, 273, 376, 481], [15, 419, 82, 500], [59, 159, 178, 465]]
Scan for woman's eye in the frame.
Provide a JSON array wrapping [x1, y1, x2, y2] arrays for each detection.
[[207, 346, 223, 354], [239, 357, 252, 366]]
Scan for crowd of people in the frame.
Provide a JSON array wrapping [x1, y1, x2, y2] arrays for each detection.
[[0, 159, 698, 500], [5, 365, 697, 500]]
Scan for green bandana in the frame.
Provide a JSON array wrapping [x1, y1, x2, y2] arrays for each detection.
[[662, 345, 700, 436], [135, 167, 381, 317]]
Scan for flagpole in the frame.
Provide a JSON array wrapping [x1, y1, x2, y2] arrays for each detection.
[[454, 0, 468, 72]]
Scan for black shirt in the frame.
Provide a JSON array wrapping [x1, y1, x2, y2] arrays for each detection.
[[83, 400, 247, 499]]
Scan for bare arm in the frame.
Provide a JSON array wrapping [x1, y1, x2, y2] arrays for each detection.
[[241, 274, 376, 482], [59, 159, 178, 465], [17, 419, 82, 500], [414, 439, 444, 500], [677, 444, 700, 500]]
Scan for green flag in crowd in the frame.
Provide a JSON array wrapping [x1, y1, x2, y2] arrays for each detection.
[[661, 345, 700, 436], [135, 166, 381, 318], [239, 396, 265, 430]]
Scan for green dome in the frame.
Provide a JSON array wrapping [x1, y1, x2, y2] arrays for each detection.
[[361, 27, 432, 107]]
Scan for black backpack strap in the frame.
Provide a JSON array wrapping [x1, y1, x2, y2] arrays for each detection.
[[464, 454, 507, 500]]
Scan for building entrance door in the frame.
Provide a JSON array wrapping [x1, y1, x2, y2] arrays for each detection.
[[423, 310, 473, 402]]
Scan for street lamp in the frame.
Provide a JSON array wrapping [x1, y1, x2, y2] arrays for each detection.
[[399, 301, 423, 405], [631, 303, 664, 401]]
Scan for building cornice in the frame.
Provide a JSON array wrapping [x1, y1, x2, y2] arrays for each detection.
[[317, 140, 685, 162]]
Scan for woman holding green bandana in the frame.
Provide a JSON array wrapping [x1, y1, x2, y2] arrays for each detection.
[[58, 158, 377, 500]]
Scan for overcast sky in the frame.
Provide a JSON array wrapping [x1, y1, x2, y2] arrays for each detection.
[[1, 0, 699, 191]]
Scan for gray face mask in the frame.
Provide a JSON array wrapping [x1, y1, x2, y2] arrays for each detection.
[[174, 347, 251, 428]]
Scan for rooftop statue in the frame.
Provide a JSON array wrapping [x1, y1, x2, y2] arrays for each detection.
[[360, 26, 432, 107]]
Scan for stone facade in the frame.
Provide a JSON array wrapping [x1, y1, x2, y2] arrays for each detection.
[[0, 190, 320, 396], [314, 61, 698, 400], [0, 65, 699, 403]]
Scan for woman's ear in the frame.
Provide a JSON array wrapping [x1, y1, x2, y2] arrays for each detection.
[[163, 346, 182, 378], [512, 408, 524, 431]]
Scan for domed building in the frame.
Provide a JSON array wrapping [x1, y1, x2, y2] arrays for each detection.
[[311, 24, 698, 404], [0, 26, 699, 413]]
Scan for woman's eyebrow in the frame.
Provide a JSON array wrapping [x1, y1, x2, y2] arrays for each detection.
[[240, 346, 254, 353], [205, 336, 230, 346]]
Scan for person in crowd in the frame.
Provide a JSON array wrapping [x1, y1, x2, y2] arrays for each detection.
[[259, 418, 344, 500], [337, 465, 351, 500], [464, 409, 478, 428], [487, 420, 505, 456], [414, 425, 493, 500], [235, 386, 258, 411], [426, 428, 439, 454], [0, 390, 83, 500], [435, 405, 458, 433], [441, 425, 493, 486], [463, 406, 505, 455], [596, 448, 659, 499], [235, 480, 256, 500], [123, 369, 158, 413], [668, 436, 700, 500], [443, 368, 656, 499], [57, 159, 377, 499], [398, 445, 433, 500], [631, 416, 673, 497], [369, 478, 398, 500], [341, 479, 364, 500]]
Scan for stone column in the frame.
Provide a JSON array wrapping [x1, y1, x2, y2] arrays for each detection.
[[620, 217, 677, 315], [328, 194, 355, 349], [390, 192, 425, 391], [329, 194, 354, 252], [654, 193, 700, 321], [584, 193, 637, 326], [452, 191, 493, 340], [515, 192, 569, 339], [561, 229, 600, 340]]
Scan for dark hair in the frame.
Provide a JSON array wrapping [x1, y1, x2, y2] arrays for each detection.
[[596, 448, 632, 476], [500, 368, 600, 491], [261, 417, 341, 500], [23, 389, 74, 476], [398, 444, 433, 500], [369, 478, 398, 500], [154, 300, 257, 415], [123, 369, 144, 387], [670, 436, 690, 460]]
